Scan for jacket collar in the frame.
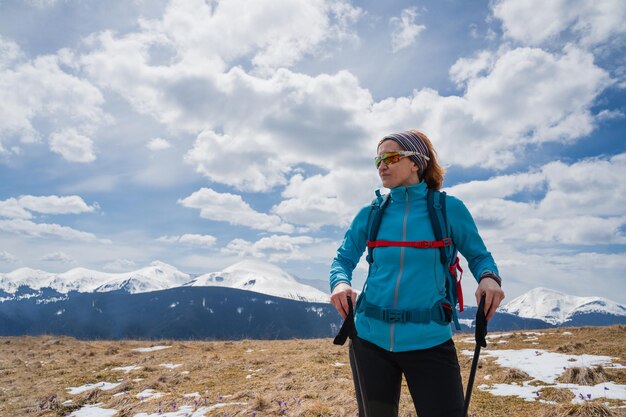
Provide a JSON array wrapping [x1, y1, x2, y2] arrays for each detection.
[[387, 180, 428, 202]]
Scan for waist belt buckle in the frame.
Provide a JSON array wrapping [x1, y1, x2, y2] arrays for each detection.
[[384, 309, 406, 323]]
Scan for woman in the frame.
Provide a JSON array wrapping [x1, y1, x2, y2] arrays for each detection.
[[329, 129, 505, 417]]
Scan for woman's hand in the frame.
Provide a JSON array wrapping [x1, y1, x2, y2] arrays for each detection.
[[475, 278, 505, 321], [330, 283, 358, 319]]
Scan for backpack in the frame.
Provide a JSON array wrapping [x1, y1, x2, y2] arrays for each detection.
[[360, 188, 464, 330]]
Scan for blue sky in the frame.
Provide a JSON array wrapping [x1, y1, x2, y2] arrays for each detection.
[[1, 0, 625, 304]]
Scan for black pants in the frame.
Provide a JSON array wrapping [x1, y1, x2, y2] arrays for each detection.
[[349, 337, 464, 417]]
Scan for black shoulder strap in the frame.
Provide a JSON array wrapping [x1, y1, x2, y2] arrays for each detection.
[[427, 189, 449, 266], [365, 192, 390, 265], [428, 189, 463, 330]]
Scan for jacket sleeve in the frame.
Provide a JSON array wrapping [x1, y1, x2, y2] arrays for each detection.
[[329, 205, 371, 292], [447, 195, 500, 283]]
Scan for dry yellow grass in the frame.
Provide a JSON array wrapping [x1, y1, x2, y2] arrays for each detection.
[[0, 325, 623, 416], [540, 401, 618, 417], [558, 367, 610, 385]]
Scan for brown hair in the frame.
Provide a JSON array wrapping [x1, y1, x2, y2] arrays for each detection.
[[378, 129, 445, 190], [410, 129, 445, 190]]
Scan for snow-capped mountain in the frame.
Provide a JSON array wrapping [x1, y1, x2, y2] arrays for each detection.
[[188, 260, 329, 303], [0, 260, 329, 302], [0, 259, 336, 340], [0, 261, 193, 295], [49, 267, 113, 293], [501, 287, 626, 325], [93, 261, 192, 294], [1, 267, 54, 293]]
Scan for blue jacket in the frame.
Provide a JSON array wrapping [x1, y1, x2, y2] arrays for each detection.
[[330, 181, 499, 352]]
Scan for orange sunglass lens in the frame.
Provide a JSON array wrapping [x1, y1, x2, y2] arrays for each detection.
[[376, 153, 401, 167]]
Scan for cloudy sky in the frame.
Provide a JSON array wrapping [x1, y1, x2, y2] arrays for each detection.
[[1, 0, 625, 304]]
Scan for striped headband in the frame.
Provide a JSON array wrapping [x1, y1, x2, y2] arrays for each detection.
[[380, 130, 430, 174]]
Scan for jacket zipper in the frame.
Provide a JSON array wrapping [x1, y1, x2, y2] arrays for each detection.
[[389, 187, 410, 351]]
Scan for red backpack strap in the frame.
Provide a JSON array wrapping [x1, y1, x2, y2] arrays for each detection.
[[367, 238, 452, 249], [449, 257, 464, 312]]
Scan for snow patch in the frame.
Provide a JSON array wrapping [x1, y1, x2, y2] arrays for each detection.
[[461, 349, 626, 405], [133, 345, 171, 352], [111, 365, 141, 373], [462, 349, 618, 383], [68, 404, 117, 417], [137, 389, 163, 400], [67, 382, 122, 395], [159, 363, 182, 369]]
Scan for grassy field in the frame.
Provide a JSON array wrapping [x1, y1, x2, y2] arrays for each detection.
[[0, 326, 624, 416]]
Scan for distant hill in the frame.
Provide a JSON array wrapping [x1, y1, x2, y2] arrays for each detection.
[[499, 287, 626, 327], [1, 262, 625, 339], [0, 259, 328, 303], [0, 286, 339, 340]]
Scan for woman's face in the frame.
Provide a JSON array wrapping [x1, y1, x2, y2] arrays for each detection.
[[377, 140, 420, 189]]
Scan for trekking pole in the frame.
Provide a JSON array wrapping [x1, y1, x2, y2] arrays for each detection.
[[464, 294, 488, 417], [333, 298, 370, 417], [333, 297, 357, 346]]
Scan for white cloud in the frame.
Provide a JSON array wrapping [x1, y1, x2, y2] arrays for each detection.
[[492, 0, 626, 47], [0, 195, 97, 218], [178, 188, 294, 233], [273, 168, 379, 229], [185, 130, 290, 192], [72, 0, 613, 186], [147, 137, 171, 151], [0, 50, 109, 161], [0, 250, 19, 263], [78, 0, 363, 131], [461, 248, 626, 306], [41, 251, 75, 263], [450, 152, 626, 303], [371, 45, 611, 169], [26, 0, 59, 9], [178, 68, 374, 194], [222, 235, 315, 262], [464, 46, 609, 142], [177, 43, 612, 229], [82, 31, 374, 170], [449, 50, 496, 86], [390, 7, 426, 53], [158, 233, 217, 247], [49, 129, 96, 163], [151, 0, 362, 71], [446, 153, 626, 246], [0, 219, 109, 243], [0, 36, 22, 70], [18, 195, 97, 215], [103, 258, 137, 272], [0, 198, 32, 219]]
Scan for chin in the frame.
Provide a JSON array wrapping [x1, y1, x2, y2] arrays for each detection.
[[381, 179, 396, 189]]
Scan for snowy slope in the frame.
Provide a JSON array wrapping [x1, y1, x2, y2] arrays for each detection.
[[50, 267, 115, 293], [93, 261, 192, 294], [1, 267, 54, 293], [0, 261, 192, 295], [189, 259, 329, 303], [0, 260, 329, 303], [501, 287, 626, 325]]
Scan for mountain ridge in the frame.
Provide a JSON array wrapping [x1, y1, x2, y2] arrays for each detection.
[[2, 262, 626, 330], [500, 287, 626, 325], [0, 259, 328, 303]]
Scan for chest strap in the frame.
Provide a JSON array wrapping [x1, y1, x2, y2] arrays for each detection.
[[367, 238, 451, 249], [363, 300, 452, 325]]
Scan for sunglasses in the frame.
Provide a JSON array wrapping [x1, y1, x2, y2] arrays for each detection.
[[375, 151, 426, 168]]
